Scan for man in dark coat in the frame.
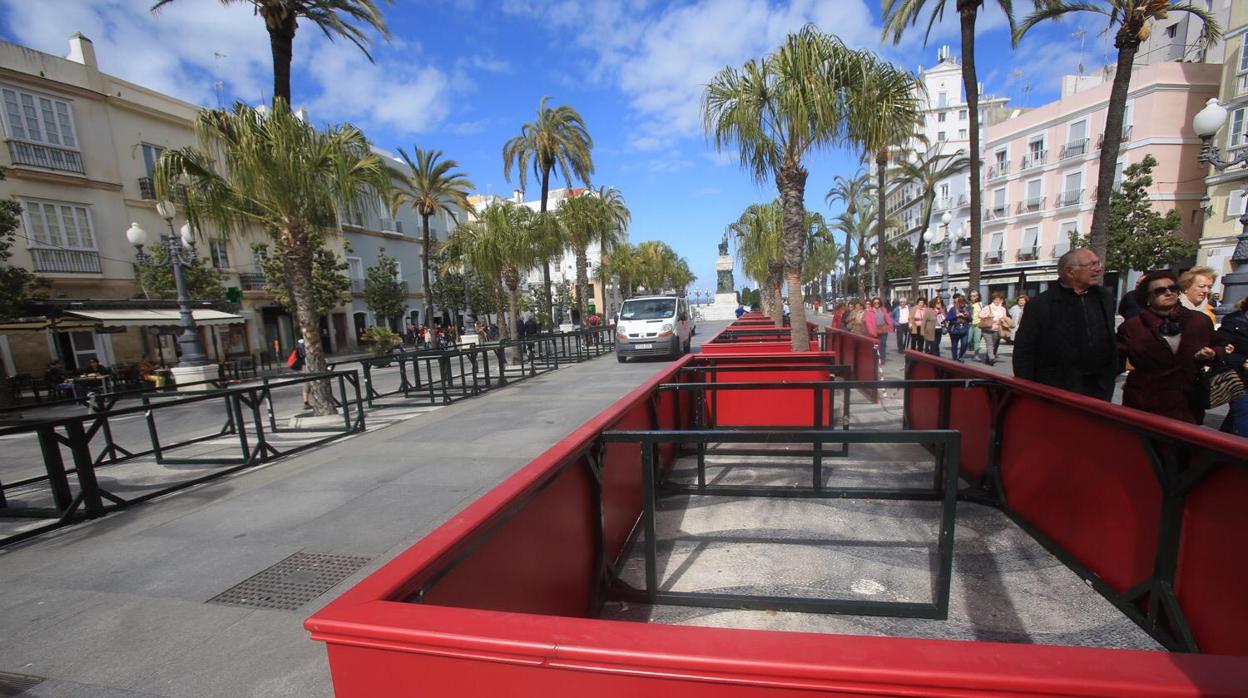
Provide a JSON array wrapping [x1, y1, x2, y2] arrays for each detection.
[[1013, 248, 1118, 400]]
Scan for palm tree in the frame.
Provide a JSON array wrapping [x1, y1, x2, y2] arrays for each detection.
[[155, 100, 389, 415], [440, 216, 508, 340], [151, 0, 390, 105], [887, 146, 970, 299], [1014, 0, 1221, 262], [833, 198, 885, 297], [600, 242, 640, 301], [502, 97, 595, 323], [825, 169, 874, 218], [705, 26, 869, 351], [730, 201, 786, 322], [633, 241, 692, 294], [390, 147, 475, 328], [558, 187, 629, 325], [803, 212, 838, 304], [845, 55, 923, 301]]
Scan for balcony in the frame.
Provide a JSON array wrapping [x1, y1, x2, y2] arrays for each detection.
[[238, 272, 267, 290], [7, 140, 84, 174], [1017, 245, 1039, 261], [350, 277, 366, 294], [1020, 150, 1046, 170], [987, 163, 1010, 180], [985, 204, 1009, 221], [31, 247, 100, 273], [379, 218, 404, 234], [933, 197, 951, 211], [1017, 196, 1045, 214], [1060, 139, 1089, 160], [1057, 189, 1084, 208], [138, 177, 156, 200], [984, 250, 1004, 264]]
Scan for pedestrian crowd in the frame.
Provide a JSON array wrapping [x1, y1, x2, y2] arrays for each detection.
[[828, 247, 1247, 437]]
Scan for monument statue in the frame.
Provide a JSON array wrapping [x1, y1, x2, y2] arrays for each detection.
[[718, 232, 729, 257], [716, 232, 734, 293]]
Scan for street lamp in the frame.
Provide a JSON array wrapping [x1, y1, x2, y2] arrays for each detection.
[[129, 201, 211, 383], [1192, 97, 1248, 317]]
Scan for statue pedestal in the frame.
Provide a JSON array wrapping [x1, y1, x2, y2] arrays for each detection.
[[699, 254, 741, 320]]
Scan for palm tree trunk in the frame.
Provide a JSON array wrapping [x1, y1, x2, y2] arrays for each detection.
[[875, 152, 888, 300], [421, 213, 434, 327], [575, 246, 588, 326], [495, 280, 509, 340], [912, 199, 934, 300], [1088, 34, 1138, 264], [539, 167, 554, 326], [266, 16, 296, 106], [766, 264, 783, 323], [777, 163, 810, 351], [506, 275, 521, 363], [284, 231, 332, 415], [959, 1, 982, 293]]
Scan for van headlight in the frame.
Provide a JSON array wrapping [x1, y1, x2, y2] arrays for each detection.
[[661, 323, 674, 333]]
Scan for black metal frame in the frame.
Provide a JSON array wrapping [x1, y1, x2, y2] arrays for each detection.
[[600, 428, 961, 619]]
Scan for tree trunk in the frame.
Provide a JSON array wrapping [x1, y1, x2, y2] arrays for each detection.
[[875, 151, 888, 300], [1088, 34, 1138, 264], [776, 163, 810, 351], [266, 16, 296, 106], [766, 263, 783, 324], [959, 2, 982, 293], [421, 213, 434, 328], [505, 273, 522, 363], [912, 198, 935, 300], [575, 245, 588, 326], [539, 167, 554, 325], [495, 280, 509, 340], [283, 230, 332, 415]]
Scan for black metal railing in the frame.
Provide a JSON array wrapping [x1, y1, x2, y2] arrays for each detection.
[[30, 247, 101, 273], [7, 140, 84, 173], [238, 272, 266, 290]]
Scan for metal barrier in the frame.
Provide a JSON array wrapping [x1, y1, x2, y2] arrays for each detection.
[[822, 327, 881, 401], [0, 370, 364, 546]]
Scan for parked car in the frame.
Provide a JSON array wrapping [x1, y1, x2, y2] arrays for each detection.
[[614, 295, 691, 362]]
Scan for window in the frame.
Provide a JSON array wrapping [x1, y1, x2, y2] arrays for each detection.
[[958, 109, 967, 120], [209, 239, 230, 269], [1240, 34, 1248, 73], [1021, 226, 1039, 252], [1165, 24, 1178, 39], [1113, 160, 1125, 190], [1028, 137, 1045, 159], [958, 129, 967, 139], [252, 247, 268, 274], [937, 91, 948, 108], [392, 260, 403, 284], [1231, 107, 1247, 149], [1057, 220, 1079, 253], [1062, 171, 1083, 205], [68, 331, 100, 367], [22, 199, 95, 249], [141, 144, 164, 179], [939, 183, 949, 199], [1025, 178, 1043, 210], [1, 86, 77, 148], [1230, 190, 1248, 217], [937, 131, 946, 141], [938, 112, 947, 123], [988, 231, 1004, 259], [347, 256, 364, 281]]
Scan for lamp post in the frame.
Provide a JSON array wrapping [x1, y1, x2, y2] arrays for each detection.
[[1192, 98, 1248, 317], [923, 210, 954, 306], [128, 201, 211, 386]]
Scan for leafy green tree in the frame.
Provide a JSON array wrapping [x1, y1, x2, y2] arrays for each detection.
[[362, 248, 406, 328], [390, 147, 475, 328], [503, 96, 595, 323], [881, 239, 915, 284], [886, 146, 969, 299], [136, 240, 226, 302], [1015, 1, 1220, 264], [1072, 154, 1195, 273], [558, 187, 629, 325], [730, 201, 785, 322], [157, 99, 390, 415], [151, 0, 390, 105], [0, 198, 46, 320], [705, 27, 890, 350], [251, 241, 350, 317]]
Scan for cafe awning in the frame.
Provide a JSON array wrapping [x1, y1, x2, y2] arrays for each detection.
[[0, 316, 102, 333], [63, 309, 245, 328]]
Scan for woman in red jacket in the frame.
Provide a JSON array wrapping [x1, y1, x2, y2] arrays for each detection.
[[863, 297, 895, 364], [1116, 270, 1225, 425]]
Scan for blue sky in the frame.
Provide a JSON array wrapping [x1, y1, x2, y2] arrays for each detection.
[[0, 0, 1104, 292]]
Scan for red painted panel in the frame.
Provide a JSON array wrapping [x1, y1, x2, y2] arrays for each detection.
[[701, 341, 796, 355], [1177, 463, 1248, 656], [711, 368, 832, 427], [1001, 395, 1161, 593], [600, 400, 653, 563], [904, 354, 941, 430]]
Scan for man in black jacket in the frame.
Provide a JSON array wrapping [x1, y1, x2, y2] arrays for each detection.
[[1013, 248, 1118, 400]]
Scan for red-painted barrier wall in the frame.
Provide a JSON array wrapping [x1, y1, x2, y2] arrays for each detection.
[[904, 350, 1248, 656]]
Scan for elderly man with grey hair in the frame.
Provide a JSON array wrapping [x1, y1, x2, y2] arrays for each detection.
[[1012, 247, 1118, 400]]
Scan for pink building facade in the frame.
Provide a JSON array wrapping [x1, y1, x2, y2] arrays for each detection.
[[976, 62, 1220, 298]]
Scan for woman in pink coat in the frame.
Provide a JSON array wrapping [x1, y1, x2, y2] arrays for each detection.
[[863, 297, 895, 364]]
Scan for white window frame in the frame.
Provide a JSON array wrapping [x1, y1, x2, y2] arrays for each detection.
[[347, 255, 364, 282], [957, 128, 967, 139], [0, 85, 79, 149], [1230, 107, 1247, 149], [1028, 136, 1046, 158], [141, 143, 165, 179], [958, 108, 967, 120], [1229, 189, 1248, 217], [988, 231, 1005, 260], [1057, 219, 1079, 255], [1021, 226, 1039, 250], [1025, 178, 1044, 208], [209, 239, 230, 270], [993, 149, 1008, 169], [938, 111, 947, 123], [1238, 33, 1248, 74], [21, 198, 96, 250], [393, 260, 403, 284], [1113, 158, 1126, 190], [1062, 168, 1083, 206], [937, 131, 946, 141]]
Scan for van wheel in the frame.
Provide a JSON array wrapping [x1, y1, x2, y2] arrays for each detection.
[[617, 354, 627, 363]]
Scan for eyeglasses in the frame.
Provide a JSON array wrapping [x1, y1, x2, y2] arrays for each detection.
[[1071, 261, 1103, 269], [1151, 284, 1181, 296]]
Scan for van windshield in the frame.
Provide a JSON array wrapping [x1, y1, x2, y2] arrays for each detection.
[[620, 298, 676, 320]]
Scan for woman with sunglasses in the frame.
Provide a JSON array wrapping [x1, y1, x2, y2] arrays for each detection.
[[1116, 270, 1225, 425]]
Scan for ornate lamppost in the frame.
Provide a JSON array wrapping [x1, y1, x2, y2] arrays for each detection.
[[127, 201, 214, 387], [1192, 98, 1248, 317], [923, 210, 954, 306]]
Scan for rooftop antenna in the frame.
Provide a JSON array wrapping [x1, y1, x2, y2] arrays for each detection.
[[212, 51, 228, 108], [1072, 29, 1087, 74]]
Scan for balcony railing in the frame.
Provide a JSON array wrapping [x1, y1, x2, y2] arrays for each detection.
[[1058, 189, 1084, 207], [1018, 196, 1045, 214], [985, 204, 1009, 220], [238, 272, 267, 290], [379, 218, 404, 234], [350, 278, 366, 294], [1017, 245, 1039, 261], [934, 197, 951, 211], [1021, 150, 1046, 170], [956, 194, 968, 206], [138, 177, 156, 200], [987, 163, 1010, 180], [984, 250, 1004, 264], [1060, 139, 1089, 160], [8, 140, 84, 174], [31, 247, 100, 273]]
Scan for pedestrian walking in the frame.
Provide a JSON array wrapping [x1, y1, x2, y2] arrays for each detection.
[[929, 296, 947, 357], [1012, 248, 1117, 400], [289, 337, 310, 406], [864, 297, 894, 364], [1117, 270, 1226, 424], [1178, 266, 1218, 326], [892, 298, 910, 354], [846, 301, 866, 335], [980, 293, 1009, 365], [913, 297, 936, 354], [1006, 296, 1027, 344], [967, 290, 984, 361], [1217, 297, 1248, 436], [946, 294, 971, 361]]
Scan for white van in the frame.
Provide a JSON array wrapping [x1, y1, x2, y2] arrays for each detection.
[[614, 295, 691, 362]]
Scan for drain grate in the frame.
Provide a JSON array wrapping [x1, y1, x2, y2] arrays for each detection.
[[0, 671, 45, 696], [208, 552, 371, 611]]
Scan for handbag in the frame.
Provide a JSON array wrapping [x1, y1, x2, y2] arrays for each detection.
[[1200, 365, 1246, 409], [948, 321, 969, 337], [977, 316, 994, 330], [286, 349, 299, 368]]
